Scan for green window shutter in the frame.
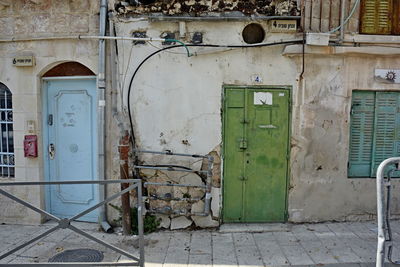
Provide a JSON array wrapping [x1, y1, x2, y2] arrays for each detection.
[[349, 91, 375, 177], [371, 92, 400, 177], [360, 0, 392, 34]]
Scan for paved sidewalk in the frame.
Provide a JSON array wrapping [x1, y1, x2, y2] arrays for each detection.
[[1, 220, 400, 266]]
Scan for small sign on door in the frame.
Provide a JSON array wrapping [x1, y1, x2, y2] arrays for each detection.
[[254, 92, 273, 105]]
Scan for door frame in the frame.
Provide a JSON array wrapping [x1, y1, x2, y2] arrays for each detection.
[[221, 85, 292, 222], [41, 76, 97, 216]]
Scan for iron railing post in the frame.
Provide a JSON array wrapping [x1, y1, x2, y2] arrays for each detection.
[[137, 179, 144, 267], [376, 157, 400, 267]]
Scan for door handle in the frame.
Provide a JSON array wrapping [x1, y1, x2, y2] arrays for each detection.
[[239, 138, 247, 149], [49, 143, 55, 160]]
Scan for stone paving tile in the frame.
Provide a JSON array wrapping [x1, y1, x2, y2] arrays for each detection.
[[233, 232, 256, 247], [212, 233, 238, 266], [235, 245, 263, 267], [280, 244, 315, 265], [291, 224, 320, 242], [327, 223, 359, 239], [190, 231, 212, 254], [162, 232, 190, 267], [188, 253, 212, 266], [255, 240, 289, 266], [273, 231, 300, 245], [300, 240, 339, 264], [345, 239, 376, 262]]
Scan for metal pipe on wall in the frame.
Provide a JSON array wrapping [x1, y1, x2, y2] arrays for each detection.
[[98, 0, 112, 233], [109, 16, 125, 134], [339, 0, 346, 42]]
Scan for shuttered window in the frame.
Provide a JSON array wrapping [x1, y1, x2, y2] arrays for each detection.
[[360, 0, 400, 35], [349, 91, 400, 177]]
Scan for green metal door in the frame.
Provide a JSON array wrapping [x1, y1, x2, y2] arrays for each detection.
[[223, 87, 290, 222]]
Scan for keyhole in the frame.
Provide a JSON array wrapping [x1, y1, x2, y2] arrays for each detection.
[[247, 160, 250, 164]]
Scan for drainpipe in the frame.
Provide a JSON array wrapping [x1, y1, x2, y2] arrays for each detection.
[[98, 0, 112, 233], [339, 0, 346, 42]]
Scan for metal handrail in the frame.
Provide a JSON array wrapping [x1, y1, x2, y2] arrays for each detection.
[[0, 179, 144, 267], [376, 157, 400, 267]]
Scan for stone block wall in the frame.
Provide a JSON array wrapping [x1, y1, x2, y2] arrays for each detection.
[[0, 0, 100, 224], [139, 147, 221, 229], [0, 0, 100, 38]]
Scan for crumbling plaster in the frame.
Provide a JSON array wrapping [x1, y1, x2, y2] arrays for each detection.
[[113, 0, 299, 16]]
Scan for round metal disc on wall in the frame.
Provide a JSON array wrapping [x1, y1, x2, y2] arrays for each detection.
[[48, 249, 104, 263], [242, 23, 265, 44]]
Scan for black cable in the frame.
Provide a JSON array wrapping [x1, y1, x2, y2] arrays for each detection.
[[126, 40, 304, 146]]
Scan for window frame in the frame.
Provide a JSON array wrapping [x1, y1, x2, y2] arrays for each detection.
[[348, 90, 400, 178], [0, 83, 14, 178]]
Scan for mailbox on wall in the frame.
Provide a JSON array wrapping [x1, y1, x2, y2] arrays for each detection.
[[24, 135, 38, 158]]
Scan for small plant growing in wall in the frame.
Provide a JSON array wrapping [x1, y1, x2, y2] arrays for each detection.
[[109, 204, 160, 234]]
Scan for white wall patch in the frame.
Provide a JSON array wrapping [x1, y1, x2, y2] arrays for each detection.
[[375, 69, 400, 84], [254, 92, 273, 105]]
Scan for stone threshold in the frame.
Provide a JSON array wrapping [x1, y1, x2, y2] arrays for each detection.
[[219, 223, 291, 233]]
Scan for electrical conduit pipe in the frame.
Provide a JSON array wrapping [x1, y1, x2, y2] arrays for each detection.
[[98, 0, 112, 233]]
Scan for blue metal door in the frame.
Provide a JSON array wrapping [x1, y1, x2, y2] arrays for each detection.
[[44, 77, 98, 222]]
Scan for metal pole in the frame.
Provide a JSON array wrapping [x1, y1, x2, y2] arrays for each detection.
[[376, 157, 400, 267], [137, 180, 145, 267], [98, 0, 112, 233], [119, 131, 132, 235]]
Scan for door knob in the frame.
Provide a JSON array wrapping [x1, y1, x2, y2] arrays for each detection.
[[49, 143, 55, 160]]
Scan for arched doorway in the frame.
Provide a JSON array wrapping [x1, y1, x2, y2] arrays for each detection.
[[42, 62, 98, 222]]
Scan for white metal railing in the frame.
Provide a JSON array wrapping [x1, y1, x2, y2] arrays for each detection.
[[376, 157, 400, 267]]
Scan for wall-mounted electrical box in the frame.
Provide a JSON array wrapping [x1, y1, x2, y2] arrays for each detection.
[[24, 135, 38, 158]]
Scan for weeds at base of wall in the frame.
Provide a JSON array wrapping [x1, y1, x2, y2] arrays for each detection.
[[109, 203, 161, 234]]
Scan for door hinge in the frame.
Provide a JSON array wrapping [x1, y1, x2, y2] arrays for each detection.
[[48, 114, 53, 126]]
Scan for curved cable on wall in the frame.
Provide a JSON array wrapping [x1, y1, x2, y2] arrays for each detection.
[[126, 40, 304, 145]]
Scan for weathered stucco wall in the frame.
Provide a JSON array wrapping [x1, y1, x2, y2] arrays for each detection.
[[114, 19, 301, 228], [114, 17, 400, 227], [288, 52, 400, 222], [0, 0, 99, 224]]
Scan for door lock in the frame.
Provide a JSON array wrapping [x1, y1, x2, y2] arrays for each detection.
[[239, 138, 247, 149], [49, 143, 55, 160], [239, 176, 247, 181]]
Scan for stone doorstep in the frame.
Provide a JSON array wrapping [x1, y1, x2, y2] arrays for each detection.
[[219, 223, 291, 233]]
